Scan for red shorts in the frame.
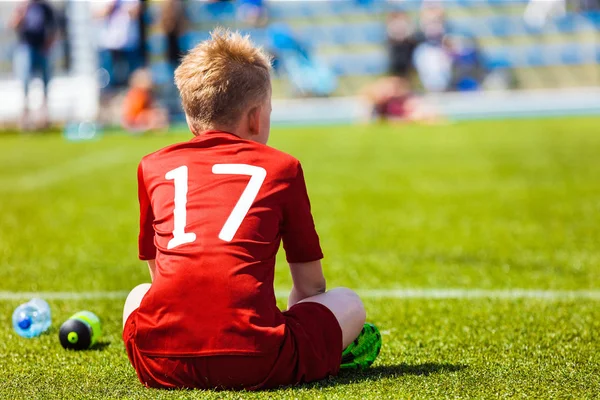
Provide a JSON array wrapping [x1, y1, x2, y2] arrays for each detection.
[[123, 302, 343, 390]]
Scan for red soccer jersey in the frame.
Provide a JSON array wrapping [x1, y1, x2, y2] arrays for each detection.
[[135, 131, 323, 357]]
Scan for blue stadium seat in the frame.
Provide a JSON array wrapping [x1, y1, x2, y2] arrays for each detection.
[[329, 1, 360, 17], [583, 10, 600, 28], [330, 24, 354, 45], [386, 0, 421, 12], [363, 22, 387, 44], [294, 26, 321, 47], [186, 3, 205, 23], [241, 28, 269, 47], [522, 21, 545, 35], [299, 21, 387, 47], [482, 46, 513, 69], [488, 15, 518, 37], [204, 1, 236, 22], [365, 52, 387, 75], [554, 14, 579, 34], [178, 32, 211, 53], [146, 34, 166, 56], [327, 51, 386, 76], [559, 43, 583, 65], [447, 18, 489, 37], [150, 62, 172, 85], [268, 2, 307, 19], [525, 45, 545, 67], [285, 2, 315, 18]]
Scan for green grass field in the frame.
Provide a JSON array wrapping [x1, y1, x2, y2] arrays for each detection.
[[1, 117, 599, 399]]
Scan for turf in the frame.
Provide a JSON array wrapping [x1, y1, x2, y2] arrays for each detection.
[[1, 117, 599, 398]]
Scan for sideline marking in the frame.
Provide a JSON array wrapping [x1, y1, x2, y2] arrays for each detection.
[[0, 149, 130, 192], [1, 289, 599, 301]]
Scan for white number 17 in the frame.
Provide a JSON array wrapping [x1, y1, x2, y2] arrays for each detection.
[[165, 164, 267, 249]]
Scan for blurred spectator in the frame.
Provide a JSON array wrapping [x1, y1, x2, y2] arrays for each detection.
[[419, 5, 446, 45], [122, 68, 168, 133], [10, 0, 57, 130], [413, 6, 452, 92], [444, 34, 485, 92], [386, 11, 419, 78], [524, 0, 566, 29], [238, 0, 268, 26], [577, 0, 600, 10], [361, 76, 441, 124], [267, 23, 337, 97], [160, 0, 187, 68], [94, 0, 143, 89]]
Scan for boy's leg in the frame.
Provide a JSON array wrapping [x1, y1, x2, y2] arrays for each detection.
[[123, 283, 151, 327], [297, 287, 366, 349]]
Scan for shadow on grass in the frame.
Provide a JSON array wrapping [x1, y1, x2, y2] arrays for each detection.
[[90, 341, 111, 351], [148, 363, 467, 394], [300, 363, 467, 389]]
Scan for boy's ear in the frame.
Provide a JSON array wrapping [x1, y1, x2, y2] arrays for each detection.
[[247, 106, 261, 136]]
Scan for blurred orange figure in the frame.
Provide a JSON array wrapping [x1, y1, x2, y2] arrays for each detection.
[[122, 68, 169, 133]]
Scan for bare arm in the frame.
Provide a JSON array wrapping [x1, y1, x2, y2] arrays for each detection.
[[147, 259, 156, 282], [287, 260, 326, 309]]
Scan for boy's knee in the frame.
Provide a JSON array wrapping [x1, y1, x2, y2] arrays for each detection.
[[123, 283, 151, 327], [331, 287, 366, 324], [127, 283, 151, 302], [133, 282, 152, 293]]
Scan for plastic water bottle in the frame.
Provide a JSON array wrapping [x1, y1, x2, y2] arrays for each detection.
[[12, 298, 52, 338], [59, 311, 102, 350], [63, 121, 102, 141]]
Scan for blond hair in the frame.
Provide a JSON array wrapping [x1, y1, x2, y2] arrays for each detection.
[[174, 28, 272, 132]]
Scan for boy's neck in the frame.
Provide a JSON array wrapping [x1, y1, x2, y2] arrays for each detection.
[[192, 124, 256, 143]]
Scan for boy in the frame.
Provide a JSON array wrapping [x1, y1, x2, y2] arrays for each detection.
[[123, 29, 382, 390]]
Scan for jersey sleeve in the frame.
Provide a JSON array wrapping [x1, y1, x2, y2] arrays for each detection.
[[281, 162, 323, 263], [137, 162, 157, 260]]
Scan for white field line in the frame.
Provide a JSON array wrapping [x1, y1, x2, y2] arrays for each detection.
[[1, 289, 599, 301], [0, 149, 130, 192]]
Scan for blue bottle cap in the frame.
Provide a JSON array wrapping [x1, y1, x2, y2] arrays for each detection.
[[18, 316, 32, 330]]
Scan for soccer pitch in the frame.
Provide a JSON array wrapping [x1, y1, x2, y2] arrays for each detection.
[[1, 117, 599, 398]]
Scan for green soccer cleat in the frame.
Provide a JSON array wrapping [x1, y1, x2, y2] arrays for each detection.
[[340, 323, 382, 370]]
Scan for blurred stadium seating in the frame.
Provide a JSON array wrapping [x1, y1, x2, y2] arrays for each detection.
[[0, 0, 598, 125], [144, 0, 600, 97]]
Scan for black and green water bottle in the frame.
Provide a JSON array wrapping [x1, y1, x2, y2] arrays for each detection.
[[58, 311, 102, 350]]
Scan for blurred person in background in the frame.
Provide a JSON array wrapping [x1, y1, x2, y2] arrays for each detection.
[[160, 0, 187, 70], [412, 5, 452, 92], [122, 68, 169, 133], [267, 23, 337, 97], [524, 0, 566, 28], [159, 0, 187, 119], [386, 11, 420, 80], [10, 0, 57, 130], [94, 0, 142, 90], [444, 33, 485, 92], [577, 0, 600, 10], [238, 0, 268, 26], [360, 76, 441, 125]]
